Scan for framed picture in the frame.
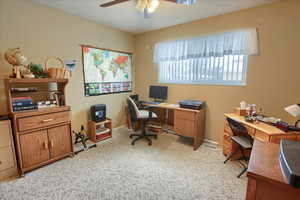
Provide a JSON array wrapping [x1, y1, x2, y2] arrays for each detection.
[[81, 45, 133, 96]]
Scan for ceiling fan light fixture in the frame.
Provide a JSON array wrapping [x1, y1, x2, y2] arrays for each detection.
[[176, 0, 197, 5], [148, 0, 159, 13], [136, 0, 159, 15]]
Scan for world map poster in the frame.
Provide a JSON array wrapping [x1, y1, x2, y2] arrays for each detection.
[[82, 45, 133, 96]]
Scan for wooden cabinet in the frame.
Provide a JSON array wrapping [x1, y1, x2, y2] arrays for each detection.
[[4, 78, 73, 175], [12, 108, 73, 175], [20, 130, 49, 168], [174, 109, 205, 150], [0, 119, 18, 180]]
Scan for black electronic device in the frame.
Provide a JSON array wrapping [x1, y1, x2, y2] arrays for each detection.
[[279, 139, 300, 188], [149, 85, 168, 102], [130, 94, 139, 102], [91, 104, 106, 123], [179, 100, 205, 110]]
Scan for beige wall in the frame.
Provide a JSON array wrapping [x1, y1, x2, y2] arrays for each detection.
[[0, 0, 135, 130], [134, 0, 300, 143]]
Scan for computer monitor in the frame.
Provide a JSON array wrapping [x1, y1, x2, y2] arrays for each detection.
[[149, 86, 168, 101]]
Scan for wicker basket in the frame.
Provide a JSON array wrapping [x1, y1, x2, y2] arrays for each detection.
[[45, 57, 68, 79]]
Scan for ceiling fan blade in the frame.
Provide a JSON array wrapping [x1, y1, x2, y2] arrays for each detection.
[[162, 0, 177, 3], [99, 0, 131, 7]]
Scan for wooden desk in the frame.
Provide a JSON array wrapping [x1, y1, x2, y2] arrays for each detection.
[[246, 140, 300, 200], [142, 103, 206, 150], [223, 113, 300, 158]]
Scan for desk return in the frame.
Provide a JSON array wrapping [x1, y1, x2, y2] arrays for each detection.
[[223, 113, 300, 158]]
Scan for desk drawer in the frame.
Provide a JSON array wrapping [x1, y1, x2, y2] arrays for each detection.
[[175, 110, 196, 121], [254, 130, 270, 142], [174, 118, 194, 137], [224, 121, 233, 135], [18, 111, 70, 132], [245, 125, 255, 137]]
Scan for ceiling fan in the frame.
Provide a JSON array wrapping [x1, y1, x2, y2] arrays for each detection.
[[99, 0, 197, 18]]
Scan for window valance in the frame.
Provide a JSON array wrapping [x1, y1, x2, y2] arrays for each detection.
[[153, 28, 258, 63]]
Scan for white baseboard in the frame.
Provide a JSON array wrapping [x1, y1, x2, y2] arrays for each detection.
[[113, 124, 127, 131], [203, 139, 219, 149]]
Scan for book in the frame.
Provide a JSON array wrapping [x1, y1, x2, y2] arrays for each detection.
[[11, 88, 37, 93], [12, 101, 34, 107], [12, 97, 33, 103], [13, 105, 37, 112]]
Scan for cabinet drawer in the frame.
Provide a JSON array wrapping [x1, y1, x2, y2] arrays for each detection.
[[255, 130, 270, 142], [18, 111, 70, 132], [0, 120, 13, 148], [224, 121, 233, 135], [175, 110, 196, 121], [245, 125, 255, 137], [0, 147, 15, 171], [174, 118, 195, 137]]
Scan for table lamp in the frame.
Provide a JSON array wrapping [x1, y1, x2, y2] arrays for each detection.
[[284, 104, 300, 127]]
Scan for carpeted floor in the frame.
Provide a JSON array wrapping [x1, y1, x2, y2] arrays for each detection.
[[0, 127, 246, 200]]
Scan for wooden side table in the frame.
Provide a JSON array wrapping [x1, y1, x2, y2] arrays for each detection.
[[88, 118, 112, 143]]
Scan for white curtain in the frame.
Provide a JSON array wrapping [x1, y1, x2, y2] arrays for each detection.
[[153, 28, 258, 63]]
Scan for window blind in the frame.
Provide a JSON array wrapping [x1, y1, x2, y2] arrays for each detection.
[[158, 55, 248, 85]]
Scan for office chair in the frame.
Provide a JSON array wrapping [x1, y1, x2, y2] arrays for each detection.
[[224, 117, 253, 178], [127, 97, 158, 146]]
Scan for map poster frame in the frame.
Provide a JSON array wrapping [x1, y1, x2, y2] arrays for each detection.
[[81, 44, 133, 97]]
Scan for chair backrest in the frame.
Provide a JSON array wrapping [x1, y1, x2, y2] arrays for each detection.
[[227, 117, 253, 144], [127, 97, 140, 122]]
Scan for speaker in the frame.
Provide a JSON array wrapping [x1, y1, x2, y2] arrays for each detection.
[[91, 104, 106, 123]]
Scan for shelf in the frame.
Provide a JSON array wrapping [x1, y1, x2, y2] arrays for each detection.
[[5, 78, 68, 84], [93, 119, 111, 126], [12, 106, 71, 117], [95, 133, 112, 142]]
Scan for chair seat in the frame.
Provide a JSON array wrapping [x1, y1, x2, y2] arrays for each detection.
[[138, 110, 158, 119], [232, 136, 253, 149]]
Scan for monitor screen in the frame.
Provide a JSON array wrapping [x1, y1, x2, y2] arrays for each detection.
[[149, 86, 168, 100]]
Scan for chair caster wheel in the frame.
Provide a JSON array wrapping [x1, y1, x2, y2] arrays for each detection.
[[154, 135, 158, 139], [148, 142, 152, 146], [129, 135, 133, 139], [131, 141, 135, 145]]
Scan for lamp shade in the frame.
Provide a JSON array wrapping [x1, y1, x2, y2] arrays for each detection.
[[285, 104, 300, 117]]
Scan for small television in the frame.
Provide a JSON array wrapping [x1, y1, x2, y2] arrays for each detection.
[[91, 104, 106, 123], [149, 86, 168, 102]]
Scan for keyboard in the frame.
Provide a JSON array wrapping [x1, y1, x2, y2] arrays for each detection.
[[139, 101, 161, 105]]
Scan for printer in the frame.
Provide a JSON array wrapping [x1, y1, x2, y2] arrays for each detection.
[[179, 100, 205, 110], [279, 139, 300, 188]]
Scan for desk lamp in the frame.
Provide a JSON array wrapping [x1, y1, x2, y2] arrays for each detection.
[[284, 104, 300, 127]]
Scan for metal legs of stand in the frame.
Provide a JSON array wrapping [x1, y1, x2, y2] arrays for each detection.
[[224, 148, 249, 178]]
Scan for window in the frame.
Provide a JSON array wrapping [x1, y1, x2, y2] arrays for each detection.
[[158, 55, 248, 85], [154, 28, 258, 86]]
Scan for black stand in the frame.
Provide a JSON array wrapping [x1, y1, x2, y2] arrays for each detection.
[[74, 125, 97, 155]]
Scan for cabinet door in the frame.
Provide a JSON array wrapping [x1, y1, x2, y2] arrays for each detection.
[[0, 147, 15, 171], [48, 125, 72, 159], [19, 130, 49, 168], [0, 120, 13, 148]]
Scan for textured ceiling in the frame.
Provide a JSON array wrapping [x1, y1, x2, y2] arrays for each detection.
[[32, 0, 279, 34]]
